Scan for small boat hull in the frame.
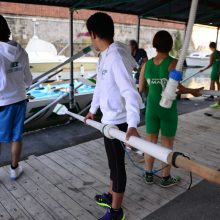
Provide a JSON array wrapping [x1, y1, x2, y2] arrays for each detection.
[[25, 92, 93, 131], [186, 57, 209, 67]]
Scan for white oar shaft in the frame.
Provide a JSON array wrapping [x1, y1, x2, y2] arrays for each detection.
[[201, 90, 220, 96], [66, 110, 171, 163], [109, 128, 171, 163], [176, 0, 199, 71], [66, 111, 104, 131]]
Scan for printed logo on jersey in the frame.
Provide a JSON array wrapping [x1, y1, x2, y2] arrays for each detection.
[[147, 78, 168, 91], [102, 69, 107, 75], [7, 61, 22, 74]]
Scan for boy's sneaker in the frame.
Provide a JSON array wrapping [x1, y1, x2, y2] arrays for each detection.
[[210, 102, 220, 108], [10, 166, 23, 180], [95, 192, 112, 208], [160, 176, 181, 188], [98, 207, 125, 220], [143, 172, 154, 184], [205, 95, 214, 101]]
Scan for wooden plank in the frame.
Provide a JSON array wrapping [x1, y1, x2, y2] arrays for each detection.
[[36, 154, 105, 218], [17, 194, 55, 220], [26, 156, 104, 218], [0, 202, 13, 220], [14, 167, 74, 220], [20, 161, 96, 220], [55, 148, 159, 217], [58, 146, 173, 209], [0, 168, 34, 220]]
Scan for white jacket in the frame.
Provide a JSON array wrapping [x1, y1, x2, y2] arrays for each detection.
[[0, 40, 32, 106], [90, 42, 142, 128]]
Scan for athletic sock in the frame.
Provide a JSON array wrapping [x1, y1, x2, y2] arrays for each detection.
[[163, 175, 171, 181], [112, 208, 121, 213], [146, 172, 153, 176], [11, 164, 18, 170]]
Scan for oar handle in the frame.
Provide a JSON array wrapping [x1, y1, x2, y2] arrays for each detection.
[[168, 153, 220, 185]]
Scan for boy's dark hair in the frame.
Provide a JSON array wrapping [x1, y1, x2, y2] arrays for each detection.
[[0, 15, 11, 42], [86, 12, 114, 40], [209, 42, 216, 49], [153, 30, 173, 53], [129, 40, 138, 50]]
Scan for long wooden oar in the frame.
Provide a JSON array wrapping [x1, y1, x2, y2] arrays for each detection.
[[53, 104, 220, 185]]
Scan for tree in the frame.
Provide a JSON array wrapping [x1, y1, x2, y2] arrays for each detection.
[[171, 31, 182, 58]]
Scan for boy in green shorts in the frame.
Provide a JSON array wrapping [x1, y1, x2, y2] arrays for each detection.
[[139, 30, 203, 187]]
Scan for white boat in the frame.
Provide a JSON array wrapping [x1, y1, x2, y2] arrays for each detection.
[[25, 81, 95, 131], [186, 51, 210, 67], [26, 36, 98, 72]]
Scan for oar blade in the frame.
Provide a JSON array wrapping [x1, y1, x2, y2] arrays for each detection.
[[53, 104, 68, 115]]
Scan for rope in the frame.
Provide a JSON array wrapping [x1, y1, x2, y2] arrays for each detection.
[[120, 141, 168, 175], [121, 142, 193, 189], [171, 151, 193, 190]]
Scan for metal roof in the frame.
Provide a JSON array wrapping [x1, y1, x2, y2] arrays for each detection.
[[2, 0, 220, 26]]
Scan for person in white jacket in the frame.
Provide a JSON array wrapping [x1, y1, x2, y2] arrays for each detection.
[[84, 12, 142, 220], [0, 15, 32, 180]]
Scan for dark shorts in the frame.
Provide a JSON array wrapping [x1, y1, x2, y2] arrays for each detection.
[[0, 100, 27, 143]]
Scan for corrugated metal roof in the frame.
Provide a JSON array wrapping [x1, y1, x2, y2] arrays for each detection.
[[2, 0, 220, 26]]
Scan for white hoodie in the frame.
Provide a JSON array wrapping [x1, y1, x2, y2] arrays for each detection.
[[90, 42, 142, 128], [0, 40, 32, 106]]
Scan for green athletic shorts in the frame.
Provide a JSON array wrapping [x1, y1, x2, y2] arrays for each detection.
[[145, 102, 178, 137], [211, 70, 220, 81], [211, 63, 220, 81]]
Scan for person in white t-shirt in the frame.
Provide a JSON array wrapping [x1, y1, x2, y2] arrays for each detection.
[[0, 15, 32, 180], [84, 12, 142, 220]]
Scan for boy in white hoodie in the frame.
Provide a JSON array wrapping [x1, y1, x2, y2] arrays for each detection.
[[84, 12, 142, 220], [0, 15, 32, 179]]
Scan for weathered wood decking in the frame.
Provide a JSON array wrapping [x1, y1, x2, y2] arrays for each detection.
[[0, 108, 219, 220]]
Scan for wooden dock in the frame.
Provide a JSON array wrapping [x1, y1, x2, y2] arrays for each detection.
[[0, 108, 219, 220]]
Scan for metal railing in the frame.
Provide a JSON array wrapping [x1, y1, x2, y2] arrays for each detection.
[[29, 69, 63, 91]]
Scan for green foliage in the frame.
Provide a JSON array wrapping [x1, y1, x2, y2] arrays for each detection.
[[171, 31, 182, 58]]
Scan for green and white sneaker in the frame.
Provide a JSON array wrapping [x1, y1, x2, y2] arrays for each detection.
[[160, 175, 181, 188], [144, 172, 154, 184], [210, 103, 220, 108]]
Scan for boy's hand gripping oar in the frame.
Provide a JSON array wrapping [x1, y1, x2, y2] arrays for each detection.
[[53, 104, 220, 185]]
